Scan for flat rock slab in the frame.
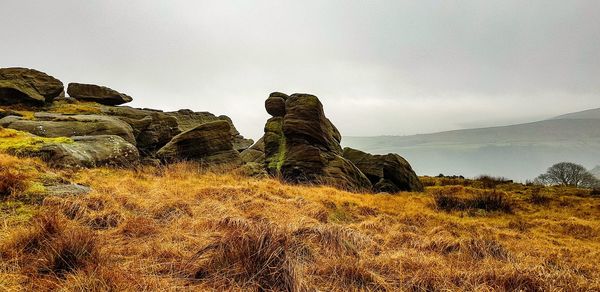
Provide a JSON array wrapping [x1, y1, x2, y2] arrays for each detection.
[[38, 135, 140, 168], [67, 83, 133, 105], [45, 184, 92, 197], [0, 113, 136, 144]]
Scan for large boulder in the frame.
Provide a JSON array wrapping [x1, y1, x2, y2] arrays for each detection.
[[156, 120, 242, 166], [0, 113, 136, 144], [166, 109, 253, 152], [343, 147, 424, 193], [240, 137, 265, 164], [67, 83, 133, 105], [35, 135, 139, 168], [101, 106, 180, 156], [0, 67, 64, 105], [263, 92, 371, 191]]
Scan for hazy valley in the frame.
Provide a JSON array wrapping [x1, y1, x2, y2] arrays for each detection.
[[345, 108, 600, 181]]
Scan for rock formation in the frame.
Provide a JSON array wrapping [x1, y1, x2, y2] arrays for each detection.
[[0, 67, 424, 194], [67, 83, 133, 105], [240, 137, 265, 164], [36, 135, 139, 168], [0, 67, 64, 105], [343, 147, 423, 192], [101, 106, 180, 156], [263, 92, 372, 191], [0, 113, 136, 145], [157, 120, 242, 166], [166, 109, 253, 152]]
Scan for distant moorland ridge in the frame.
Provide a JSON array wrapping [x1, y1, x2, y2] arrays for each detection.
[[344, 108, 600, 181]]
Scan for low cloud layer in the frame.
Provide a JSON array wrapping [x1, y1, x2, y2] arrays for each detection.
[[2, 1, 599, 139]]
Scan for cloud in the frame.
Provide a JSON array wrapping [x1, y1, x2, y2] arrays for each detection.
[[2, 0, 599, 140]]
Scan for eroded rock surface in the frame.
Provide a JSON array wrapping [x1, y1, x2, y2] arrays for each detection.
[[0, 113, 135, 145], [263, 92, 371, 191], [35, 135, 139, 168], [157, 120, 242, 166], [166, 109, 253, 152], [102, 106, 180, 156], [343, 147, 423, 193], [240, 137, 265, 164], [67, 83, 133, 105], [0, 67, 64, 105]]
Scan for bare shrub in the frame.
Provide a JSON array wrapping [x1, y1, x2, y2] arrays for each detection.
[[475, 175, 512, 189], [433, 189, 513, 213], [432, 191, 465, 211], [469, 191, 513, 213], [528, 187, 550, 205]]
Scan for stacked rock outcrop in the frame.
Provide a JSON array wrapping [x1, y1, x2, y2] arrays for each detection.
[[0, 67, 251, 169], [263, 92, 372, 191], [0, 66, 423, 194], [260, 92, 423, 193]]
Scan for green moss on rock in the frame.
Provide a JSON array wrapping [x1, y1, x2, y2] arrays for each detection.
[[0, 127, 73, 154]]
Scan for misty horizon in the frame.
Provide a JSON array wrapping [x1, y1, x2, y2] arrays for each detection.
[[3, 1, 600, 140]]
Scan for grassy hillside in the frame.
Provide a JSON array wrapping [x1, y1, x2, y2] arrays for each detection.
[[344, 109, 600, 180], [1, 154, 599, 291]]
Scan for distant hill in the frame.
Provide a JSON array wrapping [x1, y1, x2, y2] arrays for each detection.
[[550, 108, 600, 120], [343, 108, 600, 181]]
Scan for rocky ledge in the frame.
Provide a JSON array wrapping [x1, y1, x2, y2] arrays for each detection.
[[1, 67, 422, 194]]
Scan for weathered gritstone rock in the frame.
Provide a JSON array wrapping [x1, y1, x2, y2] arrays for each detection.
[[240, 137, 265, 164], [45, 184, 92, 197], [157, 120, 242, 166], [102, 106, 180, 156], [343, 147, 424, 193], [0, 113, 136, 145], [67, 83, 133, 105], [263, 92, 372, 191], [166, 109, 253, 152], [0, 67, 64, 105], [35, 135, 139, 168]]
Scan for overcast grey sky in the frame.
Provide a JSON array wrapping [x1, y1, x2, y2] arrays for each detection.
[[2, 1, 599, 140]]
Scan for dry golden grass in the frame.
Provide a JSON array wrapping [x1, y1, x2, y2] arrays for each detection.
[[1, 156, 599, 291]]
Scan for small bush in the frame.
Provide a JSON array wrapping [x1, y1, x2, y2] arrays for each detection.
[[469, 191, 513, 213], [476, 175, 512, 189], [433, 189, 513, 213], [528, 187, 550, 205], [432, 191, 465, 211], [591, 188, 600, 196]]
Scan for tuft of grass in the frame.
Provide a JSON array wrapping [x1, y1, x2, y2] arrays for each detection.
[[40, 227, 99, 277], [190, 222, 300, 291], [0, 153, 45, 199]]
